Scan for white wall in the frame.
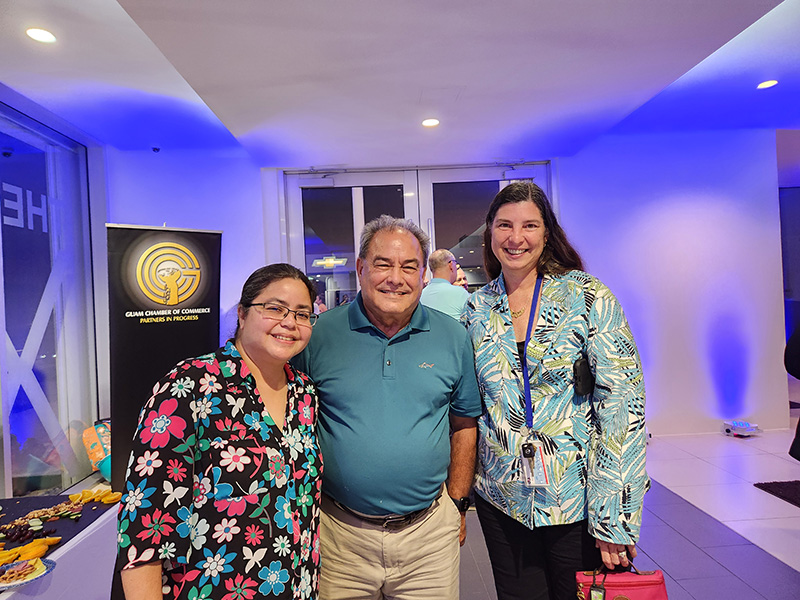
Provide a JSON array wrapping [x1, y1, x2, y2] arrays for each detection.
[[102, 130, 791, 435], [558, 129, 789, 433], [104, 147, 265, 343]]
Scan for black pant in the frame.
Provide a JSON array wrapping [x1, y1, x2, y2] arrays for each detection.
[[475, 494, 601, 600]]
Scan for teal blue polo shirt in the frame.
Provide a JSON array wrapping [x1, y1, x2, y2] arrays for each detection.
[[420, 277, 470, 320], [292, 293, 482, 516]]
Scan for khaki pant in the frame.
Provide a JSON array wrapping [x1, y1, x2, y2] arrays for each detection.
[[319, 490, 461, 600]]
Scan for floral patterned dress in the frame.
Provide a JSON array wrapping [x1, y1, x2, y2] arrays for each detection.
[[117, 341, 322, 600]]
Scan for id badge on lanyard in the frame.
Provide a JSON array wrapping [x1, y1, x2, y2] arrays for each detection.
[[520, 438, 548, 487], [519, 275, 548, 488]]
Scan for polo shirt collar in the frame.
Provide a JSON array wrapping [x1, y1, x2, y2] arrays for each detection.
[[349, 292, 430, 336], [428, 277, 449, 285]]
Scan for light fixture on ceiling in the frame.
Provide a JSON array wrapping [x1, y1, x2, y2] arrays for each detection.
[[757, 79, 778, 90], [26, 28, 56, 43], [421, 118, 440, 128]]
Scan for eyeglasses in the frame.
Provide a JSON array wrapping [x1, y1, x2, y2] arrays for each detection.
[[245, 303, 318, 327]]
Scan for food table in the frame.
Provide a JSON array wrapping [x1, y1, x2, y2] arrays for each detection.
[[0, 489, 118, 599]]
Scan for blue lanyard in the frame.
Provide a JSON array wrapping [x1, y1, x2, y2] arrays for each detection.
[[520, 276, 543, 430]]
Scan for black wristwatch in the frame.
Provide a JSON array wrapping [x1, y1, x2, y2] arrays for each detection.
[[450, 496, 470, 512]]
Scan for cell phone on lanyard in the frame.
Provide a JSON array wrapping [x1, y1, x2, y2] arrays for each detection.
[[573, 355, 594, 396]]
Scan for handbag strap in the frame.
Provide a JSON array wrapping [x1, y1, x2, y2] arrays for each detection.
[[591, 561, 642, 588]]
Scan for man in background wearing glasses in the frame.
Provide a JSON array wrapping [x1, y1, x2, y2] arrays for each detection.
[[293, 215, 481, 600], [420, 248, 470, 320]]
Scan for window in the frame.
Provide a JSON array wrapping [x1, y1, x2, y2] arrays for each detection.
[[287, 164, 550, 292], [0, 102, 96, 496]]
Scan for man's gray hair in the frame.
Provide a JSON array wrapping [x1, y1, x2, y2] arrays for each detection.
[[428, 248, 455, 273], [359, 215, 430, 266]]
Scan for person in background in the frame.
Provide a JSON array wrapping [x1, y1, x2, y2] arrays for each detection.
[[117, 264, 322, 600], [314, 293, 327, 314], [293, 215, 481, 600], [462, 182, 648, 600], [420, 248, 470, 320], [454, 264, 469, 291], [785, 325, 800, 461]]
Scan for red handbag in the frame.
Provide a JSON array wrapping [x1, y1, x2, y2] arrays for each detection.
[[576, 563, 668, 600]]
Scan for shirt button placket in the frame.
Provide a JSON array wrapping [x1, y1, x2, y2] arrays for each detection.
[[383, 344, 395, 378]]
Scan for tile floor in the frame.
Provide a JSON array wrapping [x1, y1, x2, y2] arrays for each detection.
[[460, 381, 800, 599]]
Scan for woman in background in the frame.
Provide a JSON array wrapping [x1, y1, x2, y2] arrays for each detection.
[[462, 182, 648, 600], [117, 264, 322, 600]]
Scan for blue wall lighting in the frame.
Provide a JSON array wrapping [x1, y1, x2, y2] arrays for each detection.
[[707, 312, 748, 418]]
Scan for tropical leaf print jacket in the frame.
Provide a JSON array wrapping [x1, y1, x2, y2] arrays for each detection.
[[462, 270, 648, 545]]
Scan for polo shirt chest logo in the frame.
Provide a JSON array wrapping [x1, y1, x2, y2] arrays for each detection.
[[418, 362, 434, 369]]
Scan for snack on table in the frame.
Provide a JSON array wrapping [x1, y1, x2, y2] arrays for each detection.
[[0, 557, 48, 586], [0, 559, 37, 584], [68, 486, 120, 505], [0, 486, 118, 568]]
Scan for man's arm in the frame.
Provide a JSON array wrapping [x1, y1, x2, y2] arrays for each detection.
[[447, 414, 477, 546]]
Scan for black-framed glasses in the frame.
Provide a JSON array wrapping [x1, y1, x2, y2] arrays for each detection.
[[245, 302, 318, 327]]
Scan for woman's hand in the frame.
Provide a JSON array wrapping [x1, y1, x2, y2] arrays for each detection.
[[595, 538, 637, 570]]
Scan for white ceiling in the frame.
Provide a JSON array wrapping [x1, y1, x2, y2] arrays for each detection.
[[0, 0, 797, 182]]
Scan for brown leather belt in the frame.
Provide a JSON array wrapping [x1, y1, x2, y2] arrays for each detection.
[[330, 497, 434, 531]]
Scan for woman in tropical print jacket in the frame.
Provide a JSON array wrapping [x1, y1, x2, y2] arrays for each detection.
[[461, 182, 648, 600], [117, 264, 322, 600]]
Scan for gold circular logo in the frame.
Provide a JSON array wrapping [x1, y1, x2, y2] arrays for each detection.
[[135, 242, 202, 305]]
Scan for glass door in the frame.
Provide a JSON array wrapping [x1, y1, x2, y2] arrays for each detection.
[[285, 171, 417, 309], [419, 164, 550, 290], [285, 163, 550, 294]]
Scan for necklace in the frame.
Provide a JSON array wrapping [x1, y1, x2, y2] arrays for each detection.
[[509, 273, 541, 319]]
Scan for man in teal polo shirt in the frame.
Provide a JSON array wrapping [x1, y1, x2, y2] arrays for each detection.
[[293, 215, 481, 600]]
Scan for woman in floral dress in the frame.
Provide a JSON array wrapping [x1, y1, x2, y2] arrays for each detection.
[[117, 264, 322, 600]]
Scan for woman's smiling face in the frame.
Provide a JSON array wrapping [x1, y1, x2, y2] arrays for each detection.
[[490, 200, 548, 278], [236, 277, 314, 369]]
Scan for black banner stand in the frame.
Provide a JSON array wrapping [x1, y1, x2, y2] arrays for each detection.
[[106, 225, 221, 494]]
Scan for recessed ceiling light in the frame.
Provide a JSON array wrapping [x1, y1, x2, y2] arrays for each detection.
[[421, 118, 440, 128], [26, 28, 56, 43], [757, 79, 778, 90]]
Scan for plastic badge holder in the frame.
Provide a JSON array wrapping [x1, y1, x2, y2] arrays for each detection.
[[520, 440, 548, 487]]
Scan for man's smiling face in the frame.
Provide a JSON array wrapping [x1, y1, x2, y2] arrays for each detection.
[[356, 228, 424, 335]]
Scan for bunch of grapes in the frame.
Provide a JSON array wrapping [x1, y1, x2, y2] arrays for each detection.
[[0, 523, 56, 545]]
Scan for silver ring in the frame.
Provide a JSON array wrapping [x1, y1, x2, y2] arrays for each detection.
[[618, 551, 626, 557]]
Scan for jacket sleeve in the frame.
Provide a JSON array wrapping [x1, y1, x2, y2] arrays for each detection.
[[116, 363, 199, 571], [585, 281, 648, 545]]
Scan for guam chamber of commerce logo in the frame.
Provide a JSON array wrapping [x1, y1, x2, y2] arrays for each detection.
[[135, 242, 202, 305]]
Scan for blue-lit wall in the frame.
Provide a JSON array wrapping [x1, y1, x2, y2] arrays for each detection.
[[101, 129, 792, 435], [104, 147, 265, 343], [559, 129, 789, 433]]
